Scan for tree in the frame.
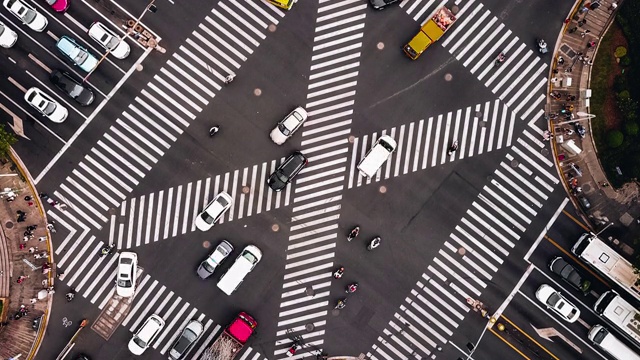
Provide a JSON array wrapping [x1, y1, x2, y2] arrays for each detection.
[[0, 124, 17, 160], [607, 130, 624, 148]]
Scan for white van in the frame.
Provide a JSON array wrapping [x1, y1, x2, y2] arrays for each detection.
[[217, 245, 262, 295], [357, 135, 397, 178], [588, 324, 640, 360]]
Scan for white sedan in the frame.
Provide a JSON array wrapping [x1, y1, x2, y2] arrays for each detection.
[[24, 88, 68, 123], [269, 106, 308, 145], [194, 192, 233, 231], [3, 0, 47, 32], [0, 20, 18, 48], [116, 251, 138, 297], [535, 284, 580, 323], [88, 22, 130, 59]]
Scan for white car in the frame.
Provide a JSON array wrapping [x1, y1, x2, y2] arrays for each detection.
[[116, 251, 138, 297], [24, 88, 68, 123], [168, 320, 204, 360], [535, 284, 580, 323], [194, 192, 233, 231], [128, 314, 165, 355], [0, 20, 18, 48], [2, 0, 47, 32], [88, 22, 130, 59], [197, 240, 233, 279], [269, 106, 308, 145]]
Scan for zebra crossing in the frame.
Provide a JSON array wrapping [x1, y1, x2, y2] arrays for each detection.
[[348, 100, 516, 188], [402, 0, 547, 122], [48, 0, 285, 231]]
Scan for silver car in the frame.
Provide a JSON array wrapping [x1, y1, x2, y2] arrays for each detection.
[[168, 320, 204, 360], [197, 240, 233, 279]]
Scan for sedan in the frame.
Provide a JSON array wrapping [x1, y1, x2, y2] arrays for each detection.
[[44, 0, 69, 12], [128, 314, 164, 355], [24, 88, 68, 123], [88, 22, 130, 59], [3, 0, 47, 32], [267, 151, 308, 191], [168, 320, 204, 360], [549, 256, 591, 294], [56, 36, 99, 72], [0, 20, 18, 48], [194, 192, 233, 231], [535, 284, 580, 323], [50, 70, 94, 106], [116, 251, 138, 297], [269, 106, 308, 145], [197, 240, 233, 279], [369, 0, 399, 10]]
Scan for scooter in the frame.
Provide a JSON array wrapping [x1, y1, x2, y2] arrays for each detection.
[[99, 244, 116, 257], [347, 226, 360, 242], [538, 39, 548, 54], [367, 237, 381, 251], [346, 283, 359, 294], [333, 267, 344, 279], [335, 298, 347, 309], [574, 123, 586, 138]]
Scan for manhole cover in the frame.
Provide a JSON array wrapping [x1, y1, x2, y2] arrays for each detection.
[[332, 309, 341, 316], [305, 286, 314, 296], [379, 186, 387, 194], [458, 247, 466, 255], [511, 159, 519, 168], [377, 42, 384, 50], [268, 24, 277, 32], [6, 221, 13, 229], [305, 323, 315, 332], [203, 241, 211, 248], [582, 183, 591, 192], [541, 148, 549, 156], [242, 186, 250, 194], [475, 111, 483, 118], [272, 224, 279, 232], [254, 88, 262, 96], [444, 73, 453, 81]]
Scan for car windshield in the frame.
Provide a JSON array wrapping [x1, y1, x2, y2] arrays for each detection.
[[133, 337, 147, 348], [202, 260, 216, 272], [216, 197, 229, 207], [278, 122, 291, 136], [21, 8, 36, 23], [67, 84, 83, 97], [72, 49, 88, 64], [0, 25, 5, 36], [201, 212, 214, 224], [118, 279, 132, 287], [174, 330, 196, 352], [39, 100, 56, 115], [242, 251, 257, 264], [105, 36, 119, 49], [45, 0, 55, 4], [547, 292, 561, 307]]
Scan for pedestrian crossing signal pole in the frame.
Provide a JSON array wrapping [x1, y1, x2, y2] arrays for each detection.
[[83, 0, 157, 83], [55, 319, 89, 360]]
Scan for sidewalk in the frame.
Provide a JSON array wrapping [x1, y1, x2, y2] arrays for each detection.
[[0, 149, 54, 360], [548, 0, 640, 251]]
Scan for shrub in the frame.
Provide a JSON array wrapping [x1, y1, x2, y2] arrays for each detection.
[[625, 122, 639, 136], [618, 97, 638, 121], [607, 130, 624, 147], [615, 46, 628, 57], [0, 124, 17, 160], [618, 90, 631, 99], [614, 75, 629, 92], [620, 55, 632, 66]]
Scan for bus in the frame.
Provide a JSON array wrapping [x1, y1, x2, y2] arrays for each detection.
[[594, 290, 640, 345], [572, 233, 640, 301], [588, 324, 640, 360]]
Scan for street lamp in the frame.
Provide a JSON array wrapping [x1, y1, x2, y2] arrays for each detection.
[[83, 0, 157, 82]]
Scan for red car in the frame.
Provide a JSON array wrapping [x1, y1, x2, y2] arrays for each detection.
[[45, 0, 68, 12]]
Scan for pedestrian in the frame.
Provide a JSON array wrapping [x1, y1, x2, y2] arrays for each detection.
[[580, 30, 590, 38], [587, 40, 596, 48], [19, 243, 26, 250], [578, 19, 587, 27], [609, 2, 617, 12], [28, 247, 35, 254], [557, 56, 565, 65], [38, 236, 47, 242], [590, 2, 600, 10], [30, 298, 37, 304], [569, 27, 578, 34], [601, 182, 610, 187], [565, 67, 573, 73], [24, 195, 32, 201], [551, 77, 559, 83]]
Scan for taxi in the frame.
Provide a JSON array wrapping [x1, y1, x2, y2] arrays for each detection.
[[267, 0, 296, 10]]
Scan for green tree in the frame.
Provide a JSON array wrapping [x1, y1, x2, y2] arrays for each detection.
[[0, 124, 17, 159], [618, 97, 638, 121], [625, 122, 639, 136], [607, 130, 624, 147]]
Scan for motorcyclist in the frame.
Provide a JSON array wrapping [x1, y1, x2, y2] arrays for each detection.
[[333, 267, 344, 279], [367, 237, 381, 251], [347, 226, 360, 241], [447, 141, 459, 155], [498, 53, 506, 62], [209, 126, 220, 137], [335, 299, 347, 309], [346, 283, 358, 293], [224, 73, 235, 84]]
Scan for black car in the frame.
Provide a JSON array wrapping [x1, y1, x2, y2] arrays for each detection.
[[369, 0, 399, 10], [549, 256, 591, 294], [267, 151, 308, 191], [50, 70, 94, 106]]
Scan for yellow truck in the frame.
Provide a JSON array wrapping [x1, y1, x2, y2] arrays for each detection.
[[403, 6, 457, 60]]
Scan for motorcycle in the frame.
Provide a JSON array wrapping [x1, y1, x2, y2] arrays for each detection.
[[367, 237, 381, 251], [66, 290, 76, 302], [335, 298, 347, 309], [574, 123, 586, 138], [99, 244, 116, 257], [224, 73, 235, 84], [209, 126, 220, 137], [286, 339, 302, 357], [538, 39, 548, 54], [333, 267, 344, 279], [347, 226, 360, 242], [447, 141, 459, 156], [346, 283, 359, 294], [32, 315, 43, 331], [14, 305, 28, 320]]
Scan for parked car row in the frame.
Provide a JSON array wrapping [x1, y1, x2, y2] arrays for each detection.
[[2, 1, 132, 122]]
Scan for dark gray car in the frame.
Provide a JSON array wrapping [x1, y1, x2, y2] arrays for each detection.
[[549, 256, 591, 294], [196, 240, 233, 279], [50, 70, 94, 106], [168, 320, 203, 360], [369, 0, 399, 10], [267, 151, 308, 191]]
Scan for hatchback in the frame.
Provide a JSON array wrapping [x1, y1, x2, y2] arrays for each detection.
[[24, 87, 68, 123], [267, 151, 308, 191], [128, 314, 164, 355], [116, 251, 138, 297], [269, 107, 307, 145], [3, 0, 47, 32], [50, 70, 94, 106], [549, 256, 591, 294], [56, 36, 98, 72], [0, 20, 18, 48], [535, 284, 580, 323], [197, 240, 233, 279], [88, 22, 130, 59], [194, 192, 233, 231], [168, 320, 204, 360]]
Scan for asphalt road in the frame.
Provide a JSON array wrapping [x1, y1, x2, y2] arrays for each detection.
[[4, 0, 631, 359]]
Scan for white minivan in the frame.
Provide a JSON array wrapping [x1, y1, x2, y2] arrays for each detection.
[[357, 135, 397, 178], [588, 324, 640, 360], [217, 245, 262, 295]]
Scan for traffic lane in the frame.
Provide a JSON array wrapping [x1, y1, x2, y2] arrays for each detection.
[[543, 206, 590, 250], [499, 288, 609, 360]]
